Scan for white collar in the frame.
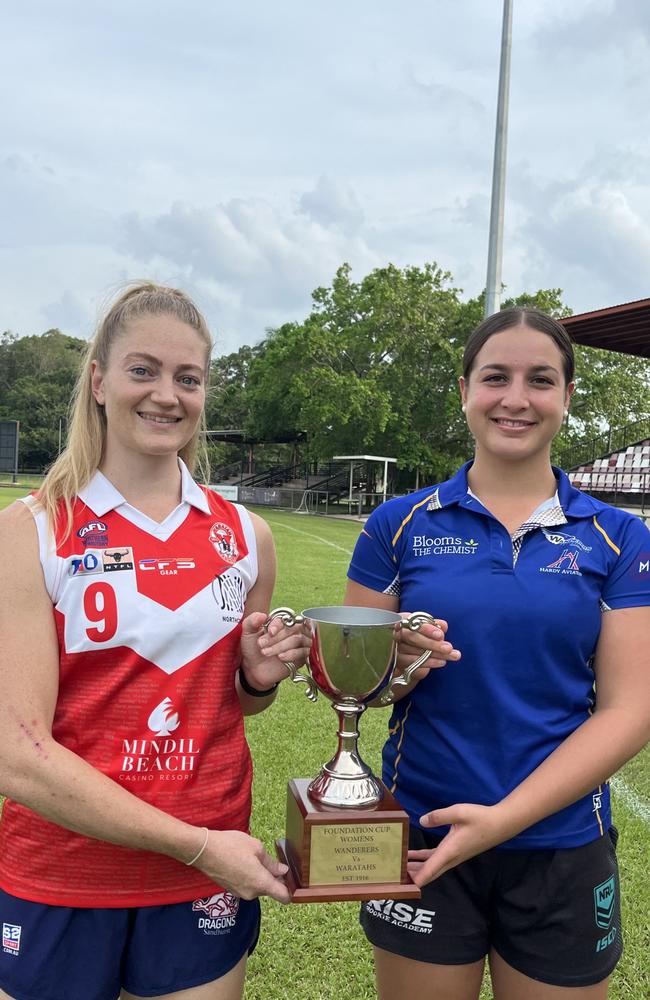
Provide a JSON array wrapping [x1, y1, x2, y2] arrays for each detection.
[[77, 458, 211, 517]]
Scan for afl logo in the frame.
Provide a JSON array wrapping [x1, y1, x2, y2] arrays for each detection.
[[209, 522, 238, 564]]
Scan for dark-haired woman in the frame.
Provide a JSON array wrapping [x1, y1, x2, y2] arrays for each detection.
[[0, 283, 309, 1000], [346, 309, 650, 999]]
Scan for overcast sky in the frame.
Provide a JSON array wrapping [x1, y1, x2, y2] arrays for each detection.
[[2, 0, 649, 355]]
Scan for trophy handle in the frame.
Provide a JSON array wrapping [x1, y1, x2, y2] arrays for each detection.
[[377, 611, 437, 706], [265, 607, 318, 704]]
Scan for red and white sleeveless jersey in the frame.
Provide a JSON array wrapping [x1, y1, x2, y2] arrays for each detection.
[[0, 463, 259, 907]]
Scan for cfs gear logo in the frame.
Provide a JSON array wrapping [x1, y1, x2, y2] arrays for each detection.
[[411, 535, 479, 557], [102, 548, 134, 572], [542, 529, 592, 553], [77, 521, 109, 548], [364, 899, 436, 934], [139, 557, 196, 576], [147, 697, 180, 737], [209, 522, 238, 564], [594, 876, 616, 929], [193, 893, 239, 934], [2, 923, 21, 954]]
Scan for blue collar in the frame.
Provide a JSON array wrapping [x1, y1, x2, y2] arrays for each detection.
[[438, 460, 602, 520]]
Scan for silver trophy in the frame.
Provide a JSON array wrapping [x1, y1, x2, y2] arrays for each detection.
[[266, 606, 435, 808]]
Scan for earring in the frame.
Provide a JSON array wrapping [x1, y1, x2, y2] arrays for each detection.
[[461, 404, 467, 413], [564, 409, 569, 417]]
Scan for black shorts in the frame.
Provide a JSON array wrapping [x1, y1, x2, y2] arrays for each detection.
[[360, 825, 622, 988]]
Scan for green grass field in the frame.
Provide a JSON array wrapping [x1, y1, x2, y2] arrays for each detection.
[[0, 492, 647, 998]]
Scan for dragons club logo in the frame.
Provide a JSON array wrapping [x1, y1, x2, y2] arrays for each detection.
[[209, 522, 238, 564], [193, 892, 240, 933], [147, 697, 180, 736]]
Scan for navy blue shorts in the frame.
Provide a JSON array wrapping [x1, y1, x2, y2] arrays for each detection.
[[360, 825, 622, 988], [0, 888, 260, 1000]]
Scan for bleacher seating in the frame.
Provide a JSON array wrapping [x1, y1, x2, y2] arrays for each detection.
[[569, 439, 650, 496]]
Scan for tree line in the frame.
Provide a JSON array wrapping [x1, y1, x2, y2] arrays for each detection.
[[2, 262, 649, 480]]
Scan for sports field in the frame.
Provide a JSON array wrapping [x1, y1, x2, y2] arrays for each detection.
[[0, 491, 647, 998]]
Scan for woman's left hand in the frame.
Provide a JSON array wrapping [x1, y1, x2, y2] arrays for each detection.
[[239, 610, 311, 691], [407, 802, 511, 886]]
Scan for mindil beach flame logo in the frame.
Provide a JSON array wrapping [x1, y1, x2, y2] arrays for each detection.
[[193, 892, 240, 918], [209, 522, 238, 564], [147, 697, 180, 737]]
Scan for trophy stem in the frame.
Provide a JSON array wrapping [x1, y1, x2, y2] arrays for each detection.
[[307, 701, 384, 808]]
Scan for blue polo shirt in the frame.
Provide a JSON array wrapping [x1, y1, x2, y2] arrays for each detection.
[[348, 462, 650, 849]]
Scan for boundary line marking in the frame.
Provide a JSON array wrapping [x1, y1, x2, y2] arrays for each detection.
[[263, 517, 354, 557], [611, 776, 650, 828]]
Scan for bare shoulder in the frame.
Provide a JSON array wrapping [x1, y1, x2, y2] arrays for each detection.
[[0, 499, 46, 592], [0, 498, 39, 550], [247, 509, 273, 546]]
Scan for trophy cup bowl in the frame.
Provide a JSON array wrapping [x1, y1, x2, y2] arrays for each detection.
[[266, 605, 435, 902]]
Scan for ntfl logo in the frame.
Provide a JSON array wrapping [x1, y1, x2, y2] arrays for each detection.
[[192, 892, 240, 918]]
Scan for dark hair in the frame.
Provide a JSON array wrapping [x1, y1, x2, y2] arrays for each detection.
[[462, 308, 575, 384]]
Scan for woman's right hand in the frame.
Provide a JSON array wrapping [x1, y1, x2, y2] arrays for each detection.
[[395, 615, 461, 687], [193, 830, 291, 903]]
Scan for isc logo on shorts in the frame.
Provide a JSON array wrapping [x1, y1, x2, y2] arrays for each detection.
[[364, 899, 436, 933], [2, 923, 21, 954]]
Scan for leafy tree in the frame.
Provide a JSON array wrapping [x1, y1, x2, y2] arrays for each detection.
[[246, 263, 467, 480], [0, 329, 87, 468]]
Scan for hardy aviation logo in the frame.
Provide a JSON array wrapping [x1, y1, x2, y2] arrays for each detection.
[[412, 535, 479, 558], [119, 696, 199, 781], [148, 697, 180, 736], [2, 923, 21, 955], [540, 549, 582, 576], [540, 530, 590, 577], [209, 522, 238, 564], [193, 893, 240, 934]]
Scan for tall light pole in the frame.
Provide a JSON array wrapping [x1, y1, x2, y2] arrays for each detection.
[[484, 0, 513, 318]]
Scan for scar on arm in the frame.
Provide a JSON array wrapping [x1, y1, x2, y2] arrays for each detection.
[[17, 720, 50, 760]]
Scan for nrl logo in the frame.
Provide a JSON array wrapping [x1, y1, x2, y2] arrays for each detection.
[[594, 876, 616, 930]]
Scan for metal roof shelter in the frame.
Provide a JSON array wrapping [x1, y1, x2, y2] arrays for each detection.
[[561, 298, 650, 358], [333, 454, 397, 503]]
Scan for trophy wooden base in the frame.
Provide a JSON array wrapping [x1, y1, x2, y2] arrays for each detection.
[[277, 778, 421, 903]]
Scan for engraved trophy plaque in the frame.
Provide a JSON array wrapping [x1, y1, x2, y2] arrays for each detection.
[[267, 605, 435, 903]]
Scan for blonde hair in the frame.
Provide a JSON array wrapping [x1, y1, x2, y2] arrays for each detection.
[[38, 281, 213, 539]]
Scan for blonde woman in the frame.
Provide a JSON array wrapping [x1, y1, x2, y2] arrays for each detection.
[[0, 284, 308, 1000]]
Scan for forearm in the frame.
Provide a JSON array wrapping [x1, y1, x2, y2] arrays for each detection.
[[2, 732, 201, 863], [236, 667, 279, 716], [495, 708, 650, 839]]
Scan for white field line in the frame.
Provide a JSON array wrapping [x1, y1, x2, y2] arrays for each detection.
[[263, 518, 354, 557], [611, 776, 650, 828]]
